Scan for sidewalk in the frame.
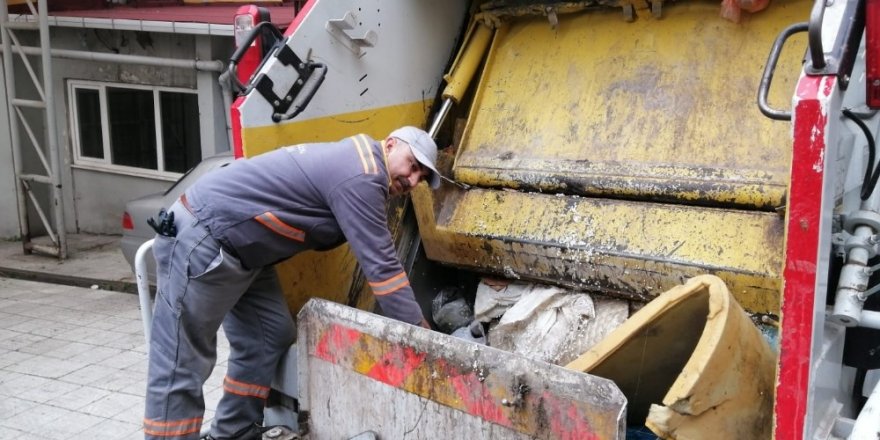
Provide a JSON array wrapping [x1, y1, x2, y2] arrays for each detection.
[[0, 234, 138, 293], [0, 235, 228, 439]]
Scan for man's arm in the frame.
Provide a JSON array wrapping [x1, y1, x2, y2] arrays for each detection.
[[327, 179, 427, 326]]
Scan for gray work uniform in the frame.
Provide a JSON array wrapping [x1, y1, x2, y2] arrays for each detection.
[[144, 134, 425, 439]]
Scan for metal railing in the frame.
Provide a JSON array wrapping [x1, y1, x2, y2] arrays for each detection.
[[135, 238, 155, 345]]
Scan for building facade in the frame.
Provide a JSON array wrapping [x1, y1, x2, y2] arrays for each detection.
[[0, 1, 293, 244]]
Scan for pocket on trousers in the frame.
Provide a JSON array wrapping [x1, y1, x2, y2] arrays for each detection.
[[188, 248, 224, 279], [151, 234, 176, 281]]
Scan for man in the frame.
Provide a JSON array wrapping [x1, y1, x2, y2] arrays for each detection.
[[143, 126, 441, 440]]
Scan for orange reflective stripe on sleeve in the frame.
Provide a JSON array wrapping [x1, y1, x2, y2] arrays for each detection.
[[223, 375, 270, 399], [355, 134, 378, 174], [143, 416, 203, 437], [369, 271, 410, 296], [254, 212, 305, 242], [352, 135, 372, 174]]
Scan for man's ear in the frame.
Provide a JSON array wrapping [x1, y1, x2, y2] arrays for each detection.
[[384, 137, 395, 154]]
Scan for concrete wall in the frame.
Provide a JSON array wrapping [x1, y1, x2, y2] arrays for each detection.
[[0, 59, 19, 239], [198, 34, 233, 158], [59, 29, 232, 234]]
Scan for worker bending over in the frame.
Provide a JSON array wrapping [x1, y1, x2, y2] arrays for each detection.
[[143, 126, 440, 440]]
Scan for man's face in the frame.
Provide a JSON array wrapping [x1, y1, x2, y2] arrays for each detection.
[[386, 137, 430, 196]]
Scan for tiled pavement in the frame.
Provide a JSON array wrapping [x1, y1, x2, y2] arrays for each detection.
[[0, 277, 228, 439]]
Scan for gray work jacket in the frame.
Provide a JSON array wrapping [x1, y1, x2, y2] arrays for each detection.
[[185, 134, 423, 325]]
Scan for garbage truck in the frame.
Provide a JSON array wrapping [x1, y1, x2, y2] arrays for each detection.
[[220, 0, 880, 438]]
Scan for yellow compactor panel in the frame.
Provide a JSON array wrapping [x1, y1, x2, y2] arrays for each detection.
[[414, 186, 783, 313], [416, 0, 809, 314], [458, 2, 806, 208]]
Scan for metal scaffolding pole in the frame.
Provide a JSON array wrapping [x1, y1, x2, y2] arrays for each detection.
[[0, 44, 225, 72], [1, 0, 29, 251], [38, 0, 66, 259], [1, 0, 67, 258]]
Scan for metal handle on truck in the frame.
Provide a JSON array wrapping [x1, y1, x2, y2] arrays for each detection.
[[804, 0, 865, 86], [228, 22, 284, 92], [757, 22, 808, 121], [272, 62, 327, 122]]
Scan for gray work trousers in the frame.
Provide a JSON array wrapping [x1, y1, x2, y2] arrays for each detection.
[[144, 201, 296, 439]]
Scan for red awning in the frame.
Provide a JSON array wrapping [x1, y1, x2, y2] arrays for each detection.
[[47, 4, 297, 28]]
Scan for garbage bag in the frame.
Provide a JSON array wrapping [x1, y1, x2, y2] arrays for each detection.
[[488, 285, 628, 365], [739, 0, 769, 13], [451, 320, 487, 345], [720, 0, 769, 23], [432, 287, 473, 334], [474, 281, 539, 322], [720, 0, 742, 23]]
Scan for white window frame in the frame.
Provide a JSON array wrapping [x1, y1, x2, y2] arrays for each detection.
[[68, 79, 200, 181]]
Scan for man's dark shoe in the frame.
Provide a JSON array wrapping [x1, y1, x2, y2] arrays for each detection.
[[199, 422, 261, 440], [200, 423, 296, 440]]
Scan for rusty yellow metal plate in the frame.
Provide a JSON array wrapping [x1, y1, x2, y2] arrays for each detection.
[[456, 1, 809, 209], [414, 185, 783, 314], [413, 3, 806, 313], [566, 276, 776, 438]]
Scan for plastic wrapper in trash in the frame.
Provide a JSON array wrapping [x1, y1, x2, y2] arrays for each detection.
[[739, 0, 769, 12], [474, 281, 537, 322], [451, 321, 487, 345], [432, 287, 473, 334], [720, 0, 769, 23], [489, 286, 629, 365], [719, 0, 742, 23]]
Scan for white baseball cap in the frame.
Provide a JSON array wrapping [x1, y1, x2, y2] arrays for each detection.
[[389, 126, 441, 189]]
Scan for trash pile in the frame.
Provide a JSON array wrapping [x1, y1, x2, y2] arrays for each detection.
[[432, 278, 629, 366]]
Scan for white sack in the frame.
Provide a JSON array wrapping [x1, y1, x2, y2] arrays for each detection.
[[475, 282, 546, 321], [488, 285, 628, 365]]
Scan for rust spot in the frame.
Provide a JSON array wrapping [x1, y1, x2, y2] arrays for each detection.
[[799, 218, 809, 230]]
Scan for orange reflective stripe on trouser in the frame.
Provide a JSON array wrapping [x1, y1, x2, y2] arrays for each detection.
[[143, 416, 203, 437], [223, 375, 270, 399], [352, 134, 378, 175], [369, 271, 409, 296], [254, 212, 305, 242]]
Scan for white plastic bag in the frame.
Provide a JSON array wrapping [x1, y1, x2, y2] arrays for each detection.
[[488, 285, 628, 365], [475, 281, 542, 321]]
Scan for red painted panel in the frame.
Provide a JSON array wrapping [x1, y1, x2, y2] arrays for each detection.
[[305, 318, 622, 438], [9, 0, 103, 13], [541, 391, 600, 440], [365, 345, 425, 387], [774, 75, 832, 440], [231, 96, 244, 159], [313, 323, 360, 362], [869, 0, 880, 108], [283, 0, 315, 36], [448, 368, 512, 427]]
